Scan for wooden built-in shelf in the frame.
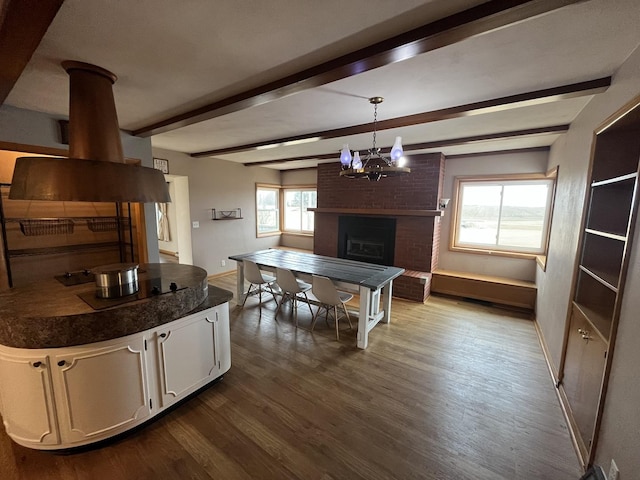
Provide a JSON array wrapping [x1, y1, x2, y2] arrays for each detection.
[[571, 301, 611, 344], [591, 172, 637, 187], [309, 208, 443, 217], [584, 228, 626, 242], [578, 265, 618, 292]]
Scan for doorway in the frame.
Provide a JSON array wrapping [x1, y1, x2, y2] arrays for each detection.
[[156, 175, 193, 265]]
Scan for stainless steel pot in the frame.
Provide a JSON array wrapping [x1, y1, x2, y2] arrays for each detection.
[[93, 263, 139, 298]]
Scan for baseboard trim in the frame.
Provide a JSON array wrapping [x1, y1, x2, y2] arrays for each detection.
[[533, 318, 585, 470]]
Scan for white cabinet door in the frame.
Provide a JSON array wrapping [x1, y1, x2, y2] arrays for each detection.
[[156, 306, 229, 408], [0, 353, 59, 447], [52, 336, 150, 444]]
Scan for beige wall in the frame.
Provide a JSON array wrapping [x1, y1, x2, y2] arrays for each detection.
[[537, 44, 640, 474], [151, 148, 281, 275], [438, 151, 549, 281]]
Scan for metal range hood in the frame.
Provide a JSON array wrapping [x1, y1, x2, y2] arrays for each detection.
[[9, 61, 170, 203]]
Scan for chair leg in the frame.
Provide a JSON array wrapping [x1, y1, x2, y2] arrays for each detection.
[[310, 306, 320, 332], [275, 292, 288, 319], [293, 295, 298, 328], [343, 303, 353, 330], [241, 283, 255, 307], [334, 305, 339, 340], [301, 292, 314, 317], [268, 283, 278, 303]]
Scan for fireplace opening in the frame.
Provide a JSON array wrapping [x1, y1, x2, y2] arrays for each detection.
[[338, 216, 396, 266]]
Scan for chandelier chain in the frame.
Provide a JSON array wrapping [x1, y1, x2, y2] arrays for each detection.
[[372, 103, 378, 152]]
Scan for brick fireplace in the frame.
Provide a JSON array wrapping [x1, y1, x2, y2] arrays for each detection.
[[313, 153, 445, 302]]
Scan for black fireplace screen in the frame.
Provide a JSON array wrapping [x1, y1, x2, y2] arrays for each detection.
[[337, 216, 396, 266]]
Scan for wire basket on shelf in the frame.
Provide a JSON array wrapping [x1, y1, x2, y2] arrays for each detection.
[[87, 217, 119, 232], [19, 219, 74, 236]]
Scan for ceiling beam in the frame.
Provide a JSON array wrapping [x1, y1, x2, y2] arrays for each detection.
[[192, 77, 609, 158], [134, 0, 585, 138], [0, 0, 64, 106], [242, 125, 569, 166]]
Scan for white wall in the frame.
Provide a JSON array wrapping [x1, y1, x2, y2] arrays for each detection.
[[280, 168, 317, 251], [536, 45, 640, 475], [151, 147, 281, 275], [438, 151, 549, 281], [0, 105, 160, 262]]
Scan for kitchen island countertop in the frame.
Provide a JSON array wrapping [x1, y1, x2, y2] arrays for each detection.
[[0, 263, 232, 349]]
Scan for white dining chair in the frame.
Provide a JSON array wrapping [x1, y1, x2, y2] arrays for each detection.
[[275, 268, 313, 327], [241, 259, 278, 313], [311, 275, 354, 340]]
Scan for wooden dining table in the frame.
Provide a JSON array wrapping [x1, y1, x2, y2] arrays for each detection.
[[228, 249, 405, 349]]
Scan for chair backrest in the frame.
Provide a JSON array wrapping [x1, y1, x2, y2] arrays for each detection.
[[244, 259, 267, 284], [312, 275, 342, 305], [276, 268, 302, 293]]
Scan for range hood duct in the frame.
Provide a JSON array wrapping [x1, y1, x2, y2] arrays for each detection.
[[9, 61, 170, 203]]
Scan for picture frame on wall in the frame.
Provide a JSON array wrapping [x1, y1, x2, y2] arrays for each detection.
[[153, 158, 169, 174]]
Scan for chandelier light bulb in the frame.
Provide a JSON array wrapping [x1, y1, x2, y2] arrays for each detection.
[[340, 144, 352, 167], [352, 151, 362, 169], [390, 136, 403, 161]]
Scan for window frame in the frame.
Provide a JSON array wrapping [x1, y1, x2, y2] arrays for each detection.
[[255, 183, 281, 237], [282, 185, 317, 236], [449, 171, 557, 259]]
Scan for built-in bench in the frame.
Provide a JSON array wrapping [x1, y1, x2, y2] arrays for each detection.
[[431, 269, 536, 311]]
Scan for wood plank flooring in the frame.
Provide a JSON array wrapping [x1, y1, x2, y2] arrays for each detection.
[[0, 272, 581, 480]]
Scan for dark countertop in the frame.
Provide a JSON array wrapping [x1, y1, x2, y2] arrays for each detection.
[[0, 263, 233, 349]]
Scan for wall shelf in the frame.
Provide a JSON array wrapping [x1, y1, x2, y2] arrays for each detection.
[[211, 208, 242, 220]]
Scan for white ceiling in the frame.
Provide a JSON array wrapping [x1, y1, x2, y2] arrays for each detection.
[[5, 0, 640, 170]]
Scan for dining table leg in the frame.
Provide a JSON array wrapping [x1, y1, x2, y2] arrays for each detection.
[[236, 261, 245, 305], [357, 286, 372, 349], [382, 279, 393, 324]]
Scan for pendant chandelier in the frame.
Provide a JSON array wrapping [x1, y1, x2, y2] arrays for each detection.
[[339, 96, 410, 181]]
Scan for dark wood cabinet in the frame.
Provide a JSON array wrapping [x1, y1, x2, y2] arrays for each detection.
[[560, 98, 640, 466]]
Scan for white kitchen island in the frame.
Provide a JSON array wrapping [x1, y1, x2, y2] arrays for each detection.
[[0, 264, 232, 451]]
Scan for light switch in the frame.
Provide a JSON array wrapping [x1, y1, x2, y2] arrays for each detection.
[[192, 221, 199, 228]]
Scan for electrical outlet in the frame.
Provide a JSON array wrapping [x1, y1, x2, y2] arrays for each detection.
[[220, 260, 226, 267], [608, 459, 619, 480], [192, 221, 199, 228]]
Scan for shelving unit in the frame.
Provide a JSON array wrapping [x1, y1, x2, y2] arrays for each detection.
[[560, 99, 640, 467], [0, 184, 138, 288]]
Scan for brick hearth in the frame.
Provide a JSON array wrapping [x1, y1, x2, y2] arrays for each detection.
[[314, 153, 445, 302]]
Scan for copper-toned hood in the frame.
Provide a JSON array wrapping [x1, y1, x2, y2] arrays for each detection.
[[9, 61, 170, 203]]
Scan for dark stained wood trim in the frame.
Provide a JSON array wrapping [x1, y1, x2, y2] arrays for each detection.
[[134, 0, 585, 138], [445, 146, 550, 159], [192, 78, 609, 158], [0, 0, 64, 105], [0, 140, 68, 157], [242, 125, 569, 166], [309, 208, 443, 217]]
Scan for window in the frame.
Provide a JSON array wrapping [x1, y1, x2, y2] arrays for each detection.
[[256, 185, 280, 235], [283, 188, 317, 233], [452, 174, 555, 256]]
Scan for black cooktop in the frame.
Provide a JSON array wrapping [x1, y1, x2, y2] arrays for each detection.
[[76, 277, 185, 310], [55, 269, 184, 310]]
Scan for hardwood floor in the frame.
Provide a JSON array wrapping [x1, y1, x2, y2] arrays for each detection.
[[0, 272, 581, 480]]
